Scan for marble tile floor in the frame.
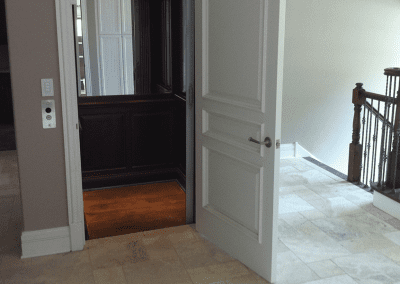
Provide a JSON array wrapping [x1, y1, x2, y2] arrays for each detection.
[[2, 157, 400, 283]]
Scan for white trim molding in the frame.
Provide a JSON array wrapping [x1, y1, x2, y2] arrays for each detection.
[[81, 0, 93, 96], [280, 142, 320, 161], [21, 227, 71, 259], [373, 191, 400, 221], [55, 0, 85, 251]]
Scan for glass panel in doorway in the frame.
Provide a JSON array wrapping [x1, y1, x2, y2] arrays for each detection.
[[74, 0, 182, 97]]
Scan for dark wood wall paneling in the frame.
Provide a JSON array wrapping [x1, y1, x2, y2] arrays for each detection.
[[0, 0, 7, 45], [78, 94, 186, 191]]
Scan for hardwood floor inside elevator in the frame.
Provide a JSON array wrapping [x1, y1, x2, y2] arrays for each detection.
[[83, 181, 186, 240]]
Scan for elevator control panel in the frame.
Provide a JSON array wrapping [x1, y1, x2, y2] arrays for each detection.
[[41, 78, 54, 97], [42, 100, 56, 129]]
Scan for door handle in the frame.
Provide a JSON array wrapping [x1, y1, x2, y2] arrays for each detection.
[[248, 137, 272, 148]]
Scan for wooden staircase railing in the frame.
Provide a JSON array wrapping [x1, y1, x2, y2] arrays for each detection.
[[348, 68, 400, 196]]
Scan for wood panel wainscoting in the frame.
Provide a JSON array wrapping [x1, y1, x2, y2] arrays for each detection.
[[78, 93, 186, 191]]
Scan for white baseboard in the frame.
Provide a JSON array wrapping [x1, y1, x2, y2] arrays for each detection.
[[21, 226, 71, 259], [373, 191, 400, 221], [281, 142, 320, 161]]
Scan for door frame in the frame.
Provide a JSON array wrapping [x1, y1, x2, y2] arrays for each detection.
[[55, 0, 195, 251]]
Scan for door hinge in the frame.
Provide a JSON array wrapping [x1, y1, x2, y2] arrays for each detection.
[[276, 139, 280, 149]]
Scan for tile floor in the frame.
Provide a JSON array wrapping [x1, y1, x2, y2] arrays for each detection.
[[1, 157, 400, 283]]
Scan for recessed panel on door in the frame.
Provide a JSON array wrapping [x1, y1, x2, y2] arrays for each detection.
[[99, 35, 124, 96]]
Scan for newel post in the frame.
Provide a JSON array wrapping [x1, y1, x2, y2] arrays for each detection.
[[348, 83, 365, 182]]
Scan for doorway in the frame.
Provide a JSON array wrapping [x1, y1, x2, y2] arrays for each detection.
[[70, 0, 195, 240], [0, 0, 14, 153]]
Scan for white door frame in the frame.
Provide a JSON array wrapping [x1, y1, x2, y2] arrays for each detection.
[[80, 0, 93, 96], [55, 0, 195, 251]]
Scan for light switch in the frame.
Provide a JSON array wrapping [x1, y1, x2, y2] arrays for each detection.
[[42, 100, 56, 129], [41, 78, 54, 97]]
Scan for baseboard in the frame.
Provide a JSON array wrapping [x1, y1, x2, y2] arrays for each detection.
[[281, 142, 320, 161], [373, 191, 400, 220], [21, 226, 71, 259]]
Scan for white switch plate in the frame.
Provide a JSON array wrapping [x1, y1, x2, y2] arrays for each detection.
[[41, 78, 54, 97], [42, 100, 56, 129]]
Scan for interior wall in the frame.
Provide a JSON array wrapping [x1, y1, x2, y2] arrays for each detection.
[[282, 0, 400, 175], [5, 0, 69, 231]]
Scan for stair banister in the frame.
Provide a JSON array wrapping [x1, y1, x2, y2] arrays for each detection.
[[348, 83, 365, 183]]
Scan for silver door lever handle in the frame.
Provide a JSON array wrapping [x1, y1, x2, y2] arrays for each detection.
[[248, 137, 272, 148]]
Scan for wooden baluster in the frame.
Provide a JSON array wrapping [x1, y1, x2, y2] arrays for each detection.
[[348, 83, 365, 182]]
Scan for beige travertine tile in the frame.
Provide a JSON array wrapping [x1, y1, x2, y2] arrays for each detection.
[[279, 212, 308, 228], [167, 224, 203, 245], [186, 260, 250, 283], [140, 233, 180, 262], [279, 185, 309, 196], [280, 222, 352, 263], [2, 250, 96, 284], [332, 251, 400, 283], [280, 165, 299, 173], [174, 238, 235, 270], [360, 203, 395, 221], [285, 169, 338, 186], [378, 245, 400, 264], [279, 194, 316, 214], [299, 208, 327, 220], [278, 219, 298, 238], [93, 266, 127, 284], [88, 237, 149, 269], [295, 187, 325, 201], [122, 258, 192, 284], [301, 274, 359, 284], [311, 212, 397, 242], [339, 233, 398, 253], [385, 218, 400, 231], [277, 238, 291, 253], [276, 251, 320, 284], [2, 157, 399, 284], [221, 272, 269, 283], [341, 190, 374, 207], [306, 259, 346, 278], [279, 173, 298, 187], [305, 196, 366, 218], [383, 231, 400, 246]]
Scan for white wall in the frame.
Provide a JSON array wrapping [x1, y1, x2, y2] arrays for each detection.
[[282, 0, 400, 175]]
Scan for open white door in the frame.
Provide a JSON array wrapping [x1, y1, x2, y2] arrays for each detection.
[[195, 0, 286, 282]]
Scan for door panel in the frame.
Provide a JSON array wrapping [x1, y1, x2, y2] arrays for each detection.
[[195, 0, 286, 282], [122, 35, 134, 95], [98, 35, 124, 96], [97, 0, 121, 35], [121, 0, 132, 35]]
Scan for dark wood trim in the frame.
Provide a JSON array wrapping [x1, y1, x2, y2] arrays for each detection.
[[82, 166, 185, 191], [77, 93, 177, 106], [132, 0, 152, 94], [175, 166, 186, 191]]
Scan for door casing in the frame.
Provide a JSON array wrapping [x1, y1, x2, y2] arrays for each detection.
[[55, 0, 195, 251]]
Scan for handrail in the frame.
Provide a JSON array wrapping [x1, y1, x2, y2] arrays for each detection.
[[360, 89, 397, 104], [364, 101, 393, 130]]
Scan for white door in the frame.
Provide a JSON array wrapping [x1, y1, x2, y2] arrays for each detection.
[[195, 0, 286, 282]]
